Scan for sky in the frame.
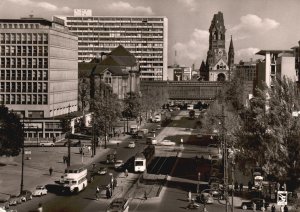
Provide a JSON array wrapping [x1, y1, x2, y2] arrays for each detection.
[[1, 0, 300, 68]]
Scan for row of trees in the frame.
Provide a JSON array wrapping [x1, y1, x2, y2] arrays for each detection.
[[202, 76, 300, 185]]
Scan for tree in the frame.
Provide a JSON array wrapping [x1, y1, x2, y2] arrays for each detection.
[[236, 77, 300, 181], [78, 78, 90, 112], [0, 105, 23, 156], [93, 82, 122, 141], [123, 91, 141, 119]]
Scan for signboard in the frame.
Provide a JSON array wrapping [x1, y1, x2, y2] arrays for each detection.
[[174, 69, 183, 81], [277, 191, 288, 206]]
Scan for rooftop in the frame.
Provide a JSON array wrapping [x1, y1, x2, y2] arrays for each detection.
[[256, 50, 294, 56]]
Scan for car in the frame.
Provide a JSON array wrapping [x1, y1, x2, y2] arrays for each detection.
[[128, 141, 136, 148], [241, 198, 269, 210], [196, 192, 214, 204], [97, 167, 108, 175], [106, 198, 129, 212], [19, 190, 32, 202], [146, 137, 157, 145], [159, 140, 176, 146], [114, 160, 124, 169], [8, 196, 20, 206], [33, 185, 48, 197], [39, 141, 55, 147]]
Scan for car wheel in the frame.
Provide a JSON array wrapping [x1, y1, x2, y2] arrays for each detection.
[[242, 205, 247, 210]]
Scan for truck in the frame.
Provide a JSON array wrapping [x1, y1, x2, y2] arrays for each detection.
[[129, 125, 139, 135], [106, 153, 116, 164]]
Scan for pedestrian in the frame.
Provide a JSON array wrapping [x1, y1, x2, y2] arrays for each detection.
[[283, 183, 287, 191], [252, 202, 256, 211], [125, 169, 128, 177], [144, 190, 148, 200], [271, 204, 276, 212], [49, 167, 53, 176], [95, 186, 100, 200], [88, 146, 91, 153], [106, 187, 110, 199], [280, 205, 284, 212], [37, 203, 43, 212], [284, 205, 288, 212], [240, 183, 243, 192], [113, 178, 117, 189], [109, 187, 112, 198], [187, 191, 192, 202], [248, 181, 252, 191], [234, 181, 239, 191], [63, 156, 66, 164]]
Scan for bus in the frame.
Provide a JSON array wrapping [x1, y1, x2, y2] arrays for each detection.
[[134, 153, 146, 172], [61, 165, 88, 194]]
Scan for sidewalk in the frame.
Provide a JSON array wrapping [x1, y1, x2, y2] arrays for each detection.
[[0, 130, 132, 202]]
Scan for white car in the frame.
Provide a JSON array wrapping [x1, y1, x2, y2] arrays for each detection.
[[97, 167, 108, 175], [39, 142, 55, 147], [128, 141, 136, 148], [32, 185, 48, 196], [114, 160, 124, 169], [159, 140, 176, 146]]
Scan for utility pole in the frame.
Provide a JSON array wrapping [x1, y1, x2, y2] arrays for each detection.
[[20, 117, 24, 194], [231, 161, 235, 212], [67, 104, 71, 167]]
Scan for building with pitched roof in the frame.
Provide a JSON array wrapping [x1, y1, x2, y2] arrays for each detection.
[[79, 45, 140, 102]]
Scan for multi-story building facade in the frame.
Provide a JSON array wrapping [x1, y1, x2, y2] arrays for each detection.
[[0, 17, 78, 139], [256, 50, 297, 90], [54, 9, 168, 81]]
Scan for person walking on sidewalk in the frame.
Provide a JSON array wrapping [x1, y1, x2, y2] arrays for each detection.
[[284, 205, 288, 212], [271, 204, 276, 212], [37, 203, 43, 212], [252, 202, 256, 211], [125, 169, 128, 177], [187, 191, 192, 202], [49, 167, 53, 176], [95, 186, 100, 200]]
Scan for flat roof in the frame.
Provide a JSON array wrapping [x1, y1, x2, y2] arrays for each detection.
[[256, 50, 293, 56]]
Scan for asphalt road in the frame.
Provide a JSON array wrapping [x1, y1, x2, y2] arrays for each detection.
[[12, 134, 149, 212]]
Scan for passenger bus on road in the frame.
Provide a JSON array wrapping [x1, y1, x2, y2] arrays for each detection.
[[61, 165, 88, 194], [134, 153, 146, 172]]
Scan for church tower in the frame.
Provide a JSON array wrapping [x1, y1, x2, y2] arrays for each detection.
[[228, 35, 234, 68], [206, 12, 230, 81]]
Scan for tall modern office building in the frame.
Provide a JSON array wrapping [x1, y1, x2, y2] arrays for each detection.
[[54, 9, 168, 81], [0, 17, 78, 139]]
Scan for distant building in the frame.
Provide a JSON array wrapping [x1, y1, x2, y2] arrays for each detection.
[[54, 9, 168, 81], [205, 12, 234, 81], [255, 50, 297, 90], [167, 65, 192, 81], [79, 45, 140, 101], [235, 60, 257, 81], [0, 17, 78, 140]]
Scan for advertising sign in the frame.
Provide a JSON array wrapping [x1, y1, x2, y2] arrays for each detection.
[[277, 191, 288, 206]]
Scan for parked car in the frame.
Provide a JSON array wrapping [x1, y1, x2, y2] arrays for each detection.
[[159, 140, 176, 146], [146, 137, 157, 145], [39, 141, 55, 147], [114, 160, 124, 169], [97, 167, 108, 175], [19, 190, 33, 202], [33, 185, 48, 196], [241, 198, 269, 210], [196, 192, 214, 204], [128, 141, 136, 148]]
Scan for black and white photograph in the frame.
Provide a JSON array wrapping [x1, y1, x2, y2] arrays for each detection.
[[0, 0, 300, 211]]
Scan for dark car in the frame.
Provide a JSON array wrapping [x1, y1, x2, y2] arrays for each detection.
[[241, 198, 269, 210]]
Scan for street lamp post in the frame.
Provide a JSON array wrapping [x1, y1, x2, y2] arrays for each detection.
[[20, 117, 25, 194], [197, 172, 201, 194]]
